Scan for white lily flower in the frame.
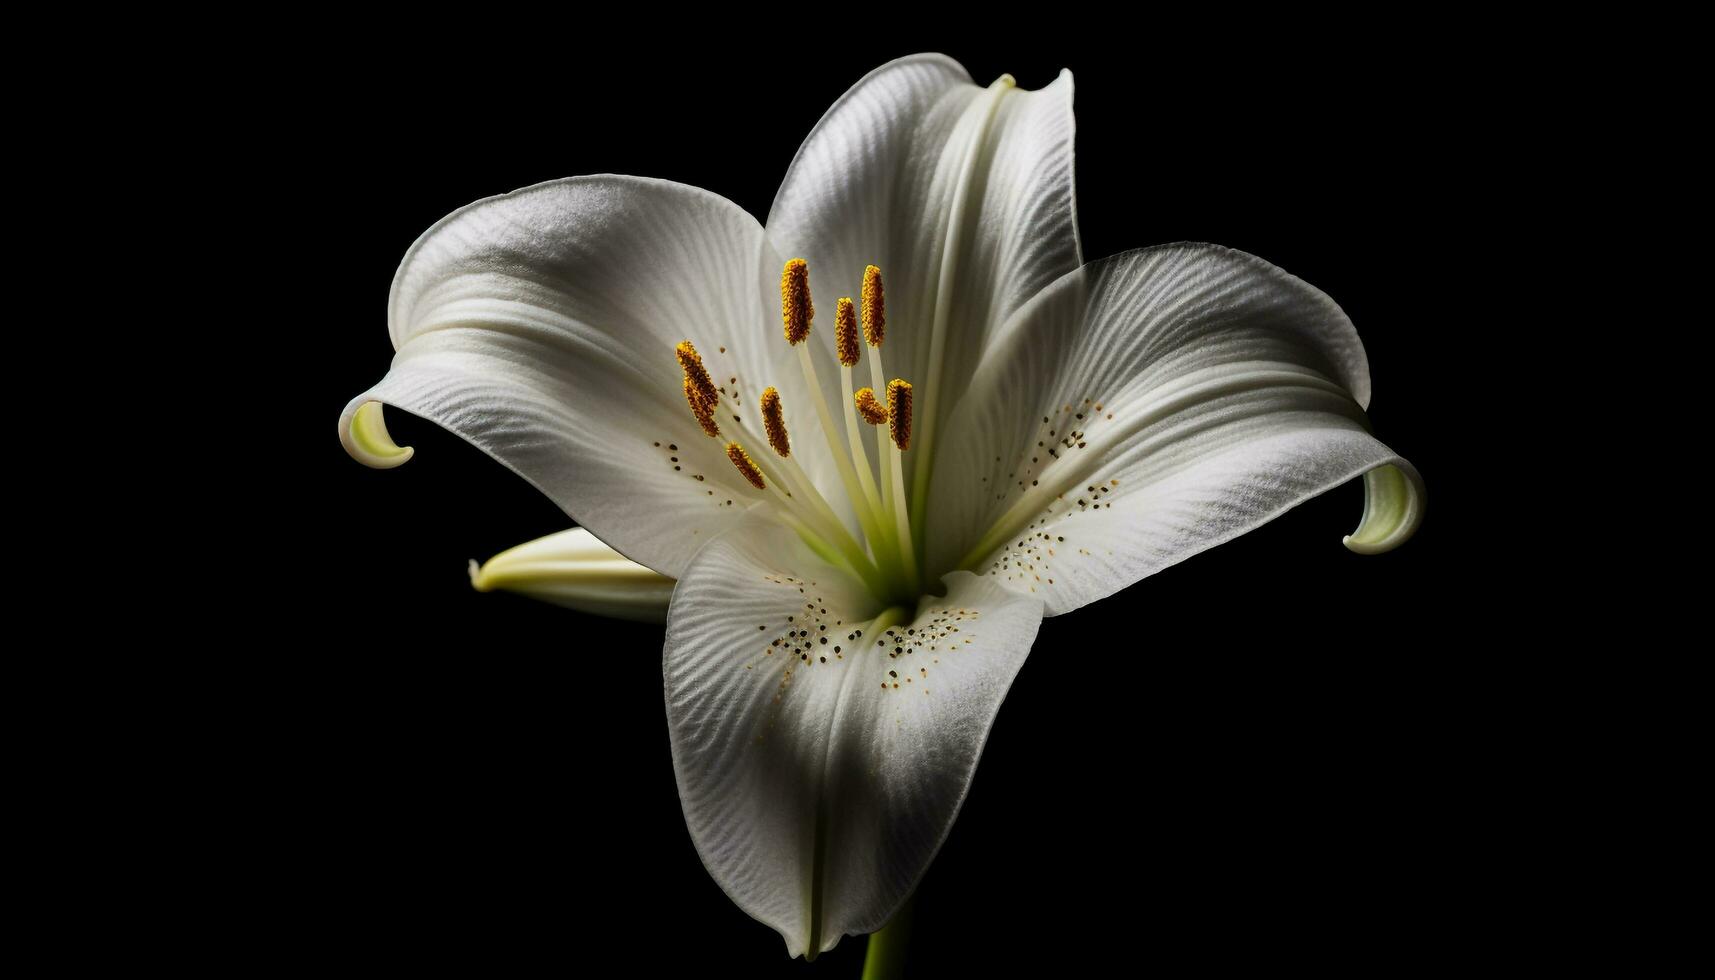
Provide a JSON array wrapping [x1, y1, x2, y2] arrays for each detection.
[[338, 53, 1423, 959]]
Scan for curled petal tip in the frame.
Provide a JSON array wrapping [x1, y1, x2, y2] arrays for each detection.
[[341, 400, 414, 469], [1343, 462, 1425, 555]]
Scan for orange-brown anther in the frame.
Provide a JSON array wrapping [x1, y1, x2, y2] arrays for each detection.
[[781, 258, 813, 345], [677, 340, 721, 436], [725, 442, 767, 489], [887, 379, 913, 451], [861, 265, 885, 346], [835, 297, 860, 366], [684, 378, 721, 437], [676, 341, 717, 405], [854, 387, 889, 426], [760, 387, 790, 457]]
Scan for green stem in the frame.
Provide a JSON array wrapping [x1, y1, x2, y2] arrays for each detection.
[[860, 896, 915, 980]]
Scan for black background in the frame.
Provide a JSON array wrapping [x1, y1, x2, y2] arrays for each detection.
[[289, 36, 1510, 976]]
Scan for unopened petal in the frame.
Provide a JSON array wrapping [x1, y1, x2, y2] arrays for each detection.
[[469, 527, 674, 623]]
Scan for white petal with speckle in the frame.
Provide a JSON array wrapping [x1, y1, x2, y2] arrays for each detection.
[[927, 244, 1424, 615], [338, 175, 846, 578], [665, 516, 1044, 957]]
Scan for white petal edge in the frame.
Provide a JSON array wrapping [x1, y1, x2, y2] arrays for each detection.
[[664, 515, 1044, 957], [468, 527, 674, 623], [928, 244, 1422, 615], [338, 175, 853, 578]]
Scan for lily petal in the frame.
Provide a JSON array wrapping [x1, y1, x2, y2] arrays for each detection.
[[339, 175, 844, 578], [468, 527, 674, 622], [927, 244, 1425, 616], [665, 516, 1043, 957], [765, 54, 1080, 511]]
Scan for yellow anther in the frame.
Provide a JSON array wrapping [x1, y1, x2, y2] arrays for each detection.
[[781, 258, 812, 345], [760, 386, 791, 458], [854, 386, 889, 426], [835, 297, 860, 367], [725, 442, 767, 490], [887, 378, 913, 451], [677, 340, 721, 437], [861, 264, 885, 347]]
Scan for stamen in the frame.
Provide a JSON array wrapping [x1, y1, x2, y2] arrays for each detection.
[[854, 387, 889, 425], [880, 375, 919, 592], [836, 349, 892, 576], [888, 379, 913, 450], [725, 442, 767, 489], [760, 386, 791, 458], [781, 258, 812, 345], [677, 340, 718, 409], [664, 340, 886, 593], [861, 265, 885, 346], [677, 340, 721, 437], [835, 297, 860, 367], [684, 378, 721, 437]]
